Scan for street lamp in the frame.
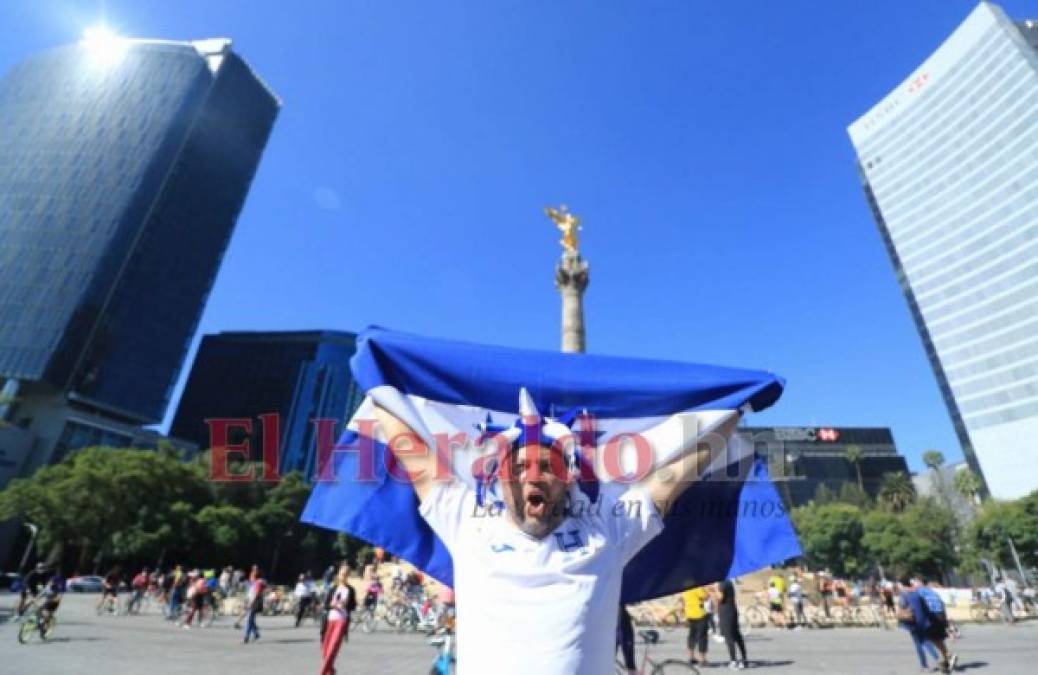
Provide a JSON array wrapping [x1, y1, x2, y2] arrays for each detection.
[[18, 522, 38, 573]]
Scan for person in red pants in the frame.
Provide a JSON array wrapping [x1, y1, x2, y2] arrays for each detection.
[[320, 564, 356, 675]]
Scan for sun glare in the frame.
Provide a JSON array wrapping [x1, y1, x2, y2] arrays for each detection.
[[81, 25, 127, 67]]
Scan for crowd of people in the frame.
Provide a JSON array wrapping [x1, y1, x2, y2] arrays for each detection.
[[12, 557, 457, 675]]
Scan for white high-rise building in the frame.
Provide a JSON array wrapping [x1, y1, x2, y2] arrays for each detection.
[[848, 2, 1038, 499]]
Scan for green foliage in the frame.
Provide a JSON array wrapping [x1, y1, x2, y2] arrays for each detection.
[[878, 472, 916, 513], [838, 483, 872, 509], [845, 445, 864, 491], [922, 450, 945, 470], [0, 446, 341, 578], [794, 490, 961, 580], [954, 469, 982, 504], [812, 483, 837, 504], [791, 502, 865, 577], [966, 490, 1038, 571]]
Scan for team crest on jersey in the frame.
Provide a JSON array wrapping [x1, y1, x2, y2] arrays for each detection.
[[553, 529, 584, 552]]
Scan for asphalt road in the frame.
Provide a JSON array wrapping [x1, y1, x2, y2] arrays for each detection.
[[1, 593, 1036, 674]]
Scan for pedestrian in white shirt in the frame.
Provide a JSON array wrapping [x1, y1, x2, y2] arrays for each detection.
[[375, 388, 740, 674]]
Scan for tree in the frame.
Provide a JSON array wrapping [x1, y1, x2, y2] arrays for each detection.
[[862, 510, 911, 577], [900, 498, 960, 582], [0, 447, 212, 570], [838, 483, 872, 509], [921, 450, 949, 507], [966, 491, 1038, 572], [954, 469, 982, 506], [845, 445, 865, 493], [878, 472, 916, 513], [812, 483, 837, 505], [791, 503, 865, 577], [922, 451, 946, 470]]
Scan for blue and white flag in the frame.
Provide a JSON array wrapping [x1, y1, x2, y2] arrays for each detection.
[[302, 326, 800, 602]]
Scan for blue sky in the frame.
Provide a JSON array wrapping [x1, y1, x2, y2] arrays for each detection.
[[2, 1, 1030, 471]]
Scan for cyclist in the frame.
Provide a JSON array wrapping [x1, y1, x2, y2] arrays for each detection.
[[364, 574, 383, 609], [181, 571, 208, 627], [97, 566, 121, 614], [29, 575, 63, 637], [17, 562, 50, 616], [128, 568, 149, 613], [205, 569, 221, 616]]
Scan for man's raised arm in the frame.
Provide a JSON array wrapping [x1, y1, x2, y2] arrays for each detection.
[[373, 405, 438, 502], [641, 412, 741, 516]]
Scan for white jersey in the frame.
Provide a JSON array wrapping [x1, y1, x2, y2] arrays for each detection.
[[419, 480, 662, 675]]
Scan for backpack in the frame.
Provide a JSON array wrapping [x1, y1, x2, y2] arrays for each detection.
[[918, 587, 946, 622]]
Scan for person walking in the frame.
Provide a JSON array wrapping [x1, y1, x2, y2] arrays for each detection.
[[683, 585, 711, 667], [320, 564, 356, 675], [788, 575, 807, 628], [243, 569, 266, 644], [714, 580, 748, 670], [897, 576, 945, 673], [295, 573, 316, 627], [994, 577, 1016, 624], [184, 572, 208, 628]]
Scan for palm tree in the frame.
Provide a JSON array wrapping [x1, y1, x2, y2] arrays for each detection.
[[954, 469, 982, 506], [922, 450, 947, 504], [845, 445, 865, 492], [878, 472, 916, 512]]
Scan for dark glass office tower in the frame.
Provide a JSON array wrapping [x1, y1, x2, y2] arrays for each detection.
[[171, 331, 364, 479], [741, 426, 911, 508], [0, 37, 279, 427]]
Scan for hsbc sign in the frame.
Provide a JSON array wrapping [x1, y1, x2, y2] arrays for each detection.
[[772, 427, 841, 443], [817, 428, 840, 442]]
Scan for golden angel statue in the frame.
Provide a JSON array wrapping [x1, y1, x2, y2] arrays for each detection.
[[545, 204, 581, 255]]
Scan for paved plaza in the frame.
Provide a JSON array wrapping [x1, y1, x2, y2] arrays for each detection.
[[1, 593, 1037, 674]]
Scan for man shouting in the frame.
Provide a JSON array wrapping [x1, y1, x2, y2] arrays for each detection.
[[374, 388, 738, 674]]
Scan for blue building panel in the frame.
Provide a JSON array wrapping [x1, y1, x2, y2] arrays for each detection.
[[0, 40, 279, 423]]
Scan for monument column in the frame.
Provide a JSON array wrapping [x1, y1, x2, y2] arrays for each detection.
[[546, 205, 589, 354]]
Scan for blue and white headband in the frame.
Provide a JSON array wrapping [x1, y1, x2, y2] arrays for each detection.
[[474, 388, 599, 507]]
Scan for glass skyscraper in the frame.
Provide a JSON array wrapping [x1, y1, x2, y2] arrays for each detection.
[[170, 331, 364, 480], [848, 2, 1038, 498], [0, 36, 278, 473]]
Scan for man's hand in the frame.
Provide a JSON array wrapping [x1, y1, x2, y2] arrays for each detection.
[[373, 406, 438, 502], [641, 412, 741, 516]]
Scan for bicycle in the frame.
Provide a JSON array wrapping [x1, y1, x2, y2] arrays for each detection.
[[616, 629, 700, 675], [428, 632, 456, 675], [95, 594, 122, 617], [17, 599, 58, 644]]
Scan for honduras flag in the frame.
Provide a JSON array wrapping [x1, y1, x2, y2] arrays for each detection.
[[302, 327, 800, 602]]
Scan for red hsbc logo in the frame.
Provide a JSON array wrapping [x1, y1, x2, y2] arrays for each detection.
[[817, 428, 840, 442], [907, 72, 930, 93]]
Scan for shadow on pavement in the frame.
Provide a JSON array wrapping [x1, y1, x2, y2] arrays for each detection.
[[748, 660, 795, 668], [955, 661, 989, 670]]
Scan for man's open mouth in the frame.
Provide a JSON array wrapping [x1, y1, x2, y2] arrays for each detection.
[[525, 491, 547, 518]]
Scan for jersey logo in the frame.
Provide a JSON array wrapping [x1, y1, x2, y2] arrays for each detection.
[[490, 543, 515, 553], [553, 529, 584, 552]]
